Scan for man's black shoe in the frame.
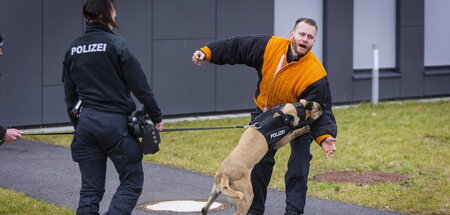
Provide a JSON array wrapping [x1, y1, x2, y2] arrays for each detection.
[[284, 209, 304, 215]]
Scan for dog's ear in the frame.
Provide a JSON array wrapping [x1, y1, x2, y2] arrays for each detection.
[[306, 101, 323, 121], [305, 101, 314, 110], [299, 99, 307, 106]]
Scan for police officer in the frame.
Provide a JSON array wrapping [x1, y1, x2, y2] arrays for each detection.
[[0, 34, 24, 144], [63, 0, 163, 214], [0, 34, 4, 55]]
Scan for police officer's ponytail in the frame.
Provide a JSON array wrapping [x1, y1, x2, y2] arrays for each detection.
[[83, 0, 119, 29]]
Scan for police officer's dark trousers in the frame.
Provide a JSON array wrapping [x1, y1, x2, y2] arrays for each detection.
[[71, 107, 144, 215], [248, 110, 313, 215]]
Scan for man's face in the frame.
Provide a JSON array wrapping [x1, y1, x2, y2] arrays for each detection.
[[289, 22, 317, 57], [0, 47, 3, 56]]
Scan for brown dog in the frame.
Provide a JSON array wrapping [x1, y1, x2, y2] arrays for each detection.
[[201, 99, 322, 215]]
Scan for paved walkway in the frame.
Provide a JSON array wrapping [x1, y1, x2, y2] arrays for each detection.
[[0, 140, 404, 215]]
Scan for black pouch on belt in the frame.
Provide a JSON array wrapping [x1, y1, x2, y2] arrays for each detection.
[[141, 125, 161, 154]]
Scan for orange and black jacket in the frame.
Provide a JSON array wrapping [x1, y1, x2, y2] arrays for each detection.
[[200, 35, 337, 144]]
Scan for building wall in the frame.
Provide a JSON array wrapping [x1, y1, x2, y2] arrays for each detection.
[[0, 0, 274, 127], [0, 0, 449, 127]]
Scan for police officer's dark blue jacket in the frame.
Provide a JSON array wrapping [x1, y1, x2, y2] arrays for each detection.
[[63, 22, 162, 127], [0, 125, 6, 143]]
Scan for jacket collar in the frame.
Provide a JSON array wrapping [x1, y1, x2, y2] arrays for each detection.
[[85, 22, 114, 34], [287, 45, 301, 63]]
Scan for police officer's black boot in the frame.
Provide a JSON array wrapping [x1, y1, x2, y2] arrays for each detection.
[[284, 209, 304, 215]]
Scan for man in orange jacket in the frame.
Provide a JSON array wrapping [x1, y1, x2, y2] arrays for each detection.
[[192, 18, 337, 215]]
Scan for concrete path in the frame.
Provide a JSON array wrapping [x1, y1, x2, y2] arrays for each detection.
[[0, 140, 404, 215]]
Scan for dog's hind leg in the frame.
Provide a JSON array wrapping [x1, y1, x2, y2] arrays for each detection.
[[232, 177, 254, 215], [220, 175, 244, 200], [201, 181, 221, 215]]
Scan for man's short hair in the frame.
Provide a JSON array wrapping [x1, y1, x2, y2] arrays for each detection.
[[0, 34, 3, 47], [294, 18, 318, 32]]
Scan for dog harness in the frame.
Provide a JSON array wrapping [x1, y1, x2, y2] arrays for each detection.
[[250, 103, 307, 149]]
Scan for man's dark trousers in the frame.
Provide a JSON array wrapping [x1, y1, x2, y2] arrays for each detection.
[[71, 107, 144, 215], [248, 110, 313, 214]]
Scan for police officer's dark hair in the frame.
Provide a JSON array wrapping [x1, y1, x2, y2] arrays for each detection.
[[294, 18, 318, 32], [83, 0, 119, 29]]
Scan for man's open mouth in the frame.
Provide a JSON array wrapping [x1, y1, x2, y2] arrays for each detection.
[[299, 44, 307, 49]]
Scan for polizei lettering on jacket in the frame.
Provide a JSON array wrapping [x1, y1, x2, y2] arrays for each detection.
[[71, 43, 107, 55], [270, 129, 286, 140]]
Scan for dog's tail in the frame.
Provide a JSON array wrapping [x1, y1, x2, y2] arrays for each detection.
[[220, 175, 244, 200]]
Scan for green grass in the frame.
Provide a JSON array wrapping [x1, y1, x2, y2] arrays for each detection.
[[23, 100, 450, 214], [0, 188, 73, 215]]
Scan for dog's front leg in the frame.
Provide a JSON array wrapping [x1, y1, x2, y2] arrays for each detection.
[[290, 125, 310, 139], [273, 126, 310, 150]]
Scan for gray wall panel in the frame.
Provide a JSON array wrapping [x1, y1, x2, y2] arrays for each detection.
[[217, 0, 274, 38], [153, 39, 215, 115], [43, 0, 83, 85], [424, 66, 450, 95], [424, 75, 450, 96], [43, 86, 68, 124], [153, 0, 215, 39], [398, 0, 424, 26], [215, 65, 258, 111], [0, 0, 42, 126], [380, 78, 402, 99], [323, 0, 354, 103], [397, 0, 424, 98], [115, 0, 152, 84], [399, 27, 424, 97], [353, 78, 401, 101]]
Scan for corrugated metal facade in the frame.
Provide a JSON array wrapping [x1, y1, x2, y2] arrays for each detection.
[[0, 0, 449, 127]]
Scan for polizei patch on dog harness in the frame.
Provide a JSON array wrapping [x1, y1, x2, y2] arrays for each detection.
[[250, 103, 305, 149]]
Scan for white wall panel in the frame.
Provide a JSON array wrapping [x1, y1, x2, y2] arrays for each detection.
[[353, 0, 396, 69], [425, 0, 450, 66]]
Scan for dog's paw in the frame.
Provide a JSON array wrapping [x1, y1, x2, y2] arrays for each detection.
[[294, 125, 310, 136]]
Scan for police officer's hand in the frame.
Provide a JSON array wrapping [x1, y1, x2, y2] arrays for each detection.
[[192, 50, 205, 66], [4, 129, 23, 143], [155, 122, 164, 131], [321, 137, 336, 156]]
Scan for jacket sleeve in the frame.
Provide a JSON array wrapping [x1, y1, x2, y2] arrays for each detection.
[[299, 76, 337, 144], [62, 52, 79, 128], [116, 39, 163, 124], [0, 125, 6, 140], [201, 35, 271, 70]]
